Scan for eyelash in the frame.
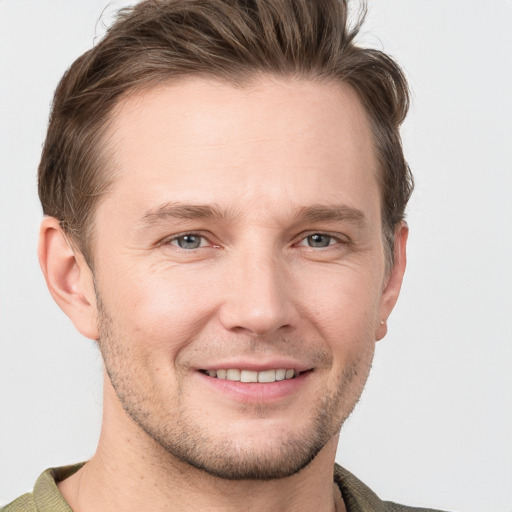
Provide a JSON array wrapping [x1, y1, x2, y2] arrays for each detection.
[[163, 231, 347, 251], [295, 232, 347, 249], [165, 232, 213, 250]]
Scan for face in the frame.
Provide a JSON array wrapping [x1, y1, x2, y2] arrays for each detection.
[[88, 77, 403, 479]]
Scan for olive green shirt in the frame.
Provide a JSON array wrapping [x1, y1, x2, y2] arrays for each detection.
[[1, 463, 446, 511]]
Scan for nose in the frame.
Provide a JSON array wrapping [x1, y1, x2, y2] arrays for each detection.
[[218, 248, 298, 337]]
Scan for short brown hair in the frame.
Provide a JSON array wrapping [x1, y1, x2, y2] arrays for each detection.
[[38, 0, 413, 265]]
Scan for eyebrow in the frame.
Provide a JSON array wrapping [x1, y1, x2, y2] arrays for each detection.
[[140, 202, 229, 226], [295, 204, 367, 227], [139, 201, 367, 228]]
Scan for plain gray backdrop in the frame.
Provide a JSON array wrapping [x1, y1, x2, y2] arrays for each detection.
[[1, 1, 511, 511]]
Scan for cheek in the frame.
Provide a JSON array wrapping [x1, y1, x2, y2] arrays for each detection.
[[296, 264, 383, 344], [100, 263, 221, 352]]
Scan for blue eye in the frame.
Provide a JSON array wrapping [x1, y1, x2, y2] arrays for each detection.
[[173, 234, 204, 249], [305, 233, 334, 248]]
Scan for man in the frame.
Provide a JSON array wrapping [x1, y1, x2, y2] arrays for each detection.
[[1, 0, 445, 511]]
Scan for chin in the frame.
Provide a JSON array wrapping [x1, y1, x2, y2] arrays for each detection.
[[122, 391, 348, 481], [148, 419, 334, 480]]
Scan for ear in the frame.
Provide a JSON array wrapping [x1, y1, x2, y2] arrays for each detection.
[[375, 222, 408, 341], [38, 217, 99, 340]]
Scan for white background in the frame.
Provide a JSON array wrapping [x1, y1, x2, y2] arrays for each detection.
[[1, 1, 511, 510]]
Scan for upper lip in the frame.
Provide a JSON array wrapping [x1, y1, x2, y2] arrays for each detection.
[[197, 359, 313, 373]]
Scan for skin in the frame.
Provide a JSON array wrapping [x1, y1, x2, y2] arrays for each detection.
[[39, 76, 407, 512]]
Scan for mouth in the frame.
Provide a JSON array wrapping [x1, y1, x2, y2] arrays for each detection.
[[196, 365, 314, 403], [199, 368, 307, 383]]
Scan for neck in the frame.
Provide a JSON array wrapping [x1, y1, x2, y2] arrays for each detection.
[[59, 377, 345, 512]]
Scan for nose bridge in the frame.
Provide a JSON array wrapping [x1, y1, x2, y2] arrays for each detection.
[[219, 238, 295, 336]]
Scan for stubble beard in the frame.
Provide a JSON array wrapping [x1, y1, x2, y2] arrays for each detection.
[[95, 293, 375, 481]]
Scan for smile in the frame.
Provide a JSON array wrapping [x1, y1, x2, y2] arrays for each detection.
[[200, 368, 299, 383]]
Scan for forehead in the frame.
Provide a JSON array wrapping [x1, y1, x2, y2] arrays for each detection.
[[101, 76, 379, 222]]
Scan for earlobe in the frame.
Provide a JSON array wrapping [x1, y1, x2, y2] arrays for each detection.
[[375, 222, 408, 341], [38, 217, 99, 340]]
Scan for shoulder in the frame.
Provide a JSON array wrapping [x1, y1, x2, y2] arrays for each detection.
[[1, 463, 84, 512], [0, 493, 37, 512], [334, 464, 449, 512]]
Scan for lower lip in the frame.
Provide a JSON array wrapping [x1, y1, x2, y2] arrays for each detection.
[[196, 371, 312, 404]]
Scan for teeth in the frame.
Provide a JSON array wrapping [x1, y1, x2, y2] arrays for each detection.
[[241, 370, 258, 383], [226, 369, 241, 381], [204, 368, 297, 383], [275, 369, 286, 381], [258, 370, 276, 383]]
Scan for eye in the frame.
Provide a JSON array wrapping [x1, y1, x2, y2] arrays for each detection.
[[299, 233, 337, 248], [170, 234, 207, 250]]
